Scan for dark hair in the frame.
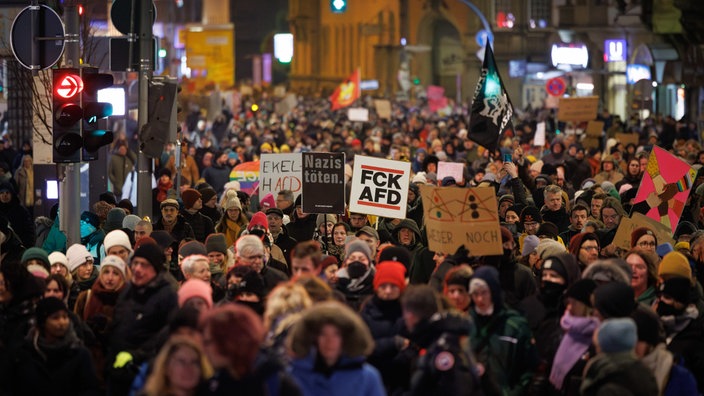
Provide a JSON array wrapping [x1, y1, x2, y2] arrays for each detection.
[[291, 240, 323, 267], [571, 203, 589, 216], [401, 285, 441, 321], [44, 274, 69, 299], [624, 249, 658, 288]]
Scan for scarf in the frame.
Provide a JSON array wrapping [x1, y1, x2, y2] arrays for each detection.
[[30, 323, 81, 362], [82, 278, 124, 324], [549, 312, 600, 389], [662, 304, 699, 344], [156, 179, 173, 202], [640, 343, 673, 395], [223, 218, 243, 247]]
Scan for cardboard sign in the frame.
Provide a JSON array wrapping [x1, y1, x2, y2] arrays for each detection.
[[533, 122, 546, 147], [347, 107, 369, 122], [585, 120, 604, 137], [582, 136, 600, 149], [301, 152, 346, 214], [437, 161, 465, 184], [259, 154, 302, 201], [374, 99, 391, 119], [612, 212, 675, 251], [558, 96, 599, 122], [615, 132, 638, 146], [349, 156, 411, 219], [419, 185, 502, 256]]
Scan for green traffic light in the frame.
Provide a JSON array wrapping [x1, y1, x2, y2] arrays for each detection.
[[331, 0, 347, 12]]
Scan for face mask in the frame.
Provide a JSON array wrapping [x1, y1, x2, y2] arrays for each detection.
[[347, 261, 368, 279], [541, 281, 566, 307], [80, 221, 96, 238], [236, 300, 263, 316], [656, 301, 685, 317], [503, 223, 517, 234]]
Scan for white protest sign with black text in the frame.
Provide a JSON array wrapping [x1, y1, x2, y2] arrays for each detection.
[[259, 153, 302, 201], [349, 156, 410, 219]]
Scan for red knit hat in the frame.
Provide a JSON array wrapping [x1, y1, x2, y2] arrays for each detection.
[[373, 261, 407, 291], [259, 193, 275, 210], [181, 188, 202, 209], [631, 227, 657, 248], [248, 211, 269, 231]]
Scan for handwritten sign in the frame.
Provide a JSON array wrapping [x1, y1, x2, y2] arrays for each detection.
[[558, 96, 599, 122], [612, 212, 675, 251], [259, 154, 302, 201], [347, 107, 369, 122], [349, 156, 410, 219], [437, 161, 464, 184]]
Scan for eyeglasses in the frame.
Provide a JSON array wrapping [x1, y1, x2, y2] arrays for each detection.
[[638, 241, 656, 248]]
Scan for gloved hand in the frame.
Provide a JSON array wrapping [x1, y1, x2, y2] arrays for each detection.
[[447, 244, 472, 266], [113, 351, 133, 369]]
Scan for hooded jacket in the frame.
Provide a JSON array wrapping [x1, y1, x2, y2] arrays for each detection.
[[580, 352, 657, 396], [395, 219, 434, 284], [0, 181, 35, 247]]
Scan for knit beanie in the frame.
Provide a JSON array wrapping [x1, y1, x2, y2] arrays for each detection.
[[259, 193, 275, 209], [105, 208, 126, 233], [122, 214, 142, 231], [199, 187, 217, 204], [179, 240, 208, 258], [181, 188, 202, 210], [378, 245, 412, 268], [100, 255, 127, 279], [597, 318, 637, 353], [80, 211, 100, 229], [537, 222, 559, 240], [542, 255, 569, 281], [658, 251, 693, 284], [520, 206, 542, 224], [565, 278, 597, 307], [35, 297, 69, 328], [132, 243, 165, 272], [160, 198, 180, 210], [66, 244, 93, 273], [373, 261, 407, 291], [224, 197, 242, 210], [48, 252, 68, 268], [149, 230, 175, 250], [178, 279, 213, 309], [345, 239, 372, 263], [248, 212, 268, 231], [593, 282, 635, 319], [315, 214, 338, 228], [631, 306, 664, 347], [134, 236, 158, 250], [444, 266, 474, 290], [658, 276, 692, 305], [499, 194, 514, 205], [536, 239, 565, 260], [631, 227, 657, 248], [522, 235, 540, 257], [205, 233, 228, 255], [104, 230, 134, 255], [21, 247, 51, 271]]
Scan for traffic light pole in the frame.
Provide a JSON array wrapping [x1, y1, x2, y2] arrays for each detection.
[[136, 0, 154, 218], [60, 2, 81, 246]]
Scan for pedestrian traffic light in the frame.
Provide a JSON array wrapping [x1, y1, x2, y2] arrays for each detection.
[[81, 67, 114, 161], [330, 0, 347, 13], [140, 76, 180, 158], [53, 68, 84, 163]]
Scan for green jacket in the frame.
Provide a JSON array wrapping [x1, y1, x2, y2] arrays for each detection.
[[580, 352, 657, 396]]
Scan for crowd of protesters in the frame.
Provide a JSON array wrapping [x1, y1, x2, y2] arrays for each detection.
[[0, 93, 703, 396]]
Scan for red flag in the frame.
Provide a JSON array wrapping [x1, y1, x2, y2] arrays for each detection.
[[329, 69, 361, 111]]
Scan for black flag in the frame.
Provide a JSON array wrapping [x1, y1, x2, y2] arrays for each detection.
[[468, 43, 514, 152]]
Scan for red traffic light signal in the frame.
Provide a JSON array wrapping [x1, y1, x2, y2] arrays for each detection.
[[55, 74, 84, 99]]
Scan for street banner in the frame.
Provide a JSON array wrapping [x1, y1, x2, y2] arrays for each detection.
[[612, 212, 675, 251], [330, 69, 361, 110], [419, 185, 502, 256], [374, 99, 392, 119], [259, 153, 302, 202], [229, 161, 260, 195], [347, 107, 369, 122], [631, 146, 697, 229], [557, 96, 599, 122], [301, 152, 346, 214], [437, 161, 464, 184], [349, 155, 411, 219]]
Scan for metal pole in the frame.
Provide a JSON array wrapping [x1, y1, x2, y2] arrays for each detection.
[[59, 1, 81, 247], [456, 0, 493, 38], [136, 0, 154, 218]]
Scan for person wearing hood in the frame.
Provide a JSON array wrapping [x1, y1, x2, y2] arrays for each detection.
[[654, 276, 704, 393], [287, 195, 318, 243], [7, 297, 100, 395], [517, 252, 581, 394], [542, 140, 567, 167], [469, 266, 538, 396], [484, 226, 538, 310], [77, 211, 104, 264], [335, 239, 376, 310], [406, 183, 424, 228], [0, 181, 35, 247], [593, 154, 624, 185], [288, 300, 385, 396], [580, 318, 658, 396], [396, 218, 434, 285], [107, 242, 178, 395], [565, 146, 592, 190], [411, 148, 427, 173]]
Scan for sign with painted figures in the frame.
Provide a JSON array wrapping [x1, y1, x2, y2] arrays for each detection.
[[259, 153, 302, 202], [419, 185, 502, 256], [301, 152, 346, 214], [349, 155, 411, 219]]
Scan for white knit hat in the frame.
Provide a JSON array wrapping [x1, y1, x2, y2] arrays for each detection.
[[65, 244, 93, 273], [48, 252, 68, 268], [100, 255, 127, 279], [104, 230, 133, 255]]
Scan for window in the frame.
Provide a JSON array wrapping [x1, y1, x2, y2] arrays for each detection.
[[529, 0, 551, 29], [495, 0, 516, 29]]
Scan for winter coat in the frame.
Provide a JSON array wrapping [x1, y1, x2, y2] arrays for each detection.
[[287, 214, 317, 243], [663, 305, 704, 394], [152, 215, 196, 249], [166, 154, 199, 186], [108, 151, 136, 197], [335, 266, 375, 311], [540, 207, 570, 233], [68, 266, 99, 311], [273, 228, 298, 268], [360, 295, 405, 391], [580, 352, 658, 396], [34, 216, 53, 249], [0, 182, 35, 247], [180, 209, 214, 243], [42, 219, 67, 254], [9, 326, 100, 396], [289, 352, 385, 396], [201, 163, 231, 195]]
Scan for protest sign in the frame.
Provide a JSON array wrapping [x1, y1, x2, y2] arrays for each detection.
[[437, 161, 464, 184], [631, 146, 696, 229], [585, 120, 604, 137], [349, 156, 411, 219], [374, 99, 392, 119], [347, 107, 369, 122], [612, 212, 675, 251], [259, 153, 302, 201], [419, 185, 502, 256], [229, 161, 260, 195], [427, 85, 448, 112], [557, 96, 599, 122], [301, 152, 346, 214], [615, 132, 638, 146], [533, 122, 546, 147]]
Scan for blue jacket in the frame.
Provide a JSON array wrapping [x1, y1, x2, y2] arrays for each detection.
[[290, 351, 385, 396]]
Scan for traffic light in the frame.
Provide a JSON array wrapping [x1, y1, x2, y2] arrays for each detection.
[[140, 76, 180, 158], [53, 68, 84, 163], [331, 0, 347, 13], [80, 67, 114, 161]]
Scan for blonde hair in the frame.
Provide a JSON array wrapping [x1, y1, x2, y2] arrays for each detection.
[[264, 282, 313, 332], [142, 335, 213, 396]]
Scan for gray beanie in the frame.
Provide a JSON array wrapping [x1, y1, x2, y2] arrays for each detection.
[[345, 239, 372, 262]]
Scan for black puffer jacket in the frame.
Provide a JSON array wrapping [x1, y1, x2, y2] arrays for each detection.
[[179, 209, 214, 243], [360, 295, 405, 392]]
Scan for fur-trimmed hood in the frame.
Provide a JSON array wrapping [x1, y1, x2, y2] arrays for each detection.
[[287, 301, 374, 359]]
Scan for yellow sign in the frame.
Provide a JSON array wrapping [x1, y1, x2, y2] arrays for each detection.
[[419, 186, 502, 256], [184, 24, 235, 90], [558, 96, 599, 122]]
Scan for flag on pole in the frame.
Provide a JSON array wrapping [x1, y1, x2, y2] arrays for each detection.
[[468, 43, 513, 152], [330, 69, 361, 111]]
